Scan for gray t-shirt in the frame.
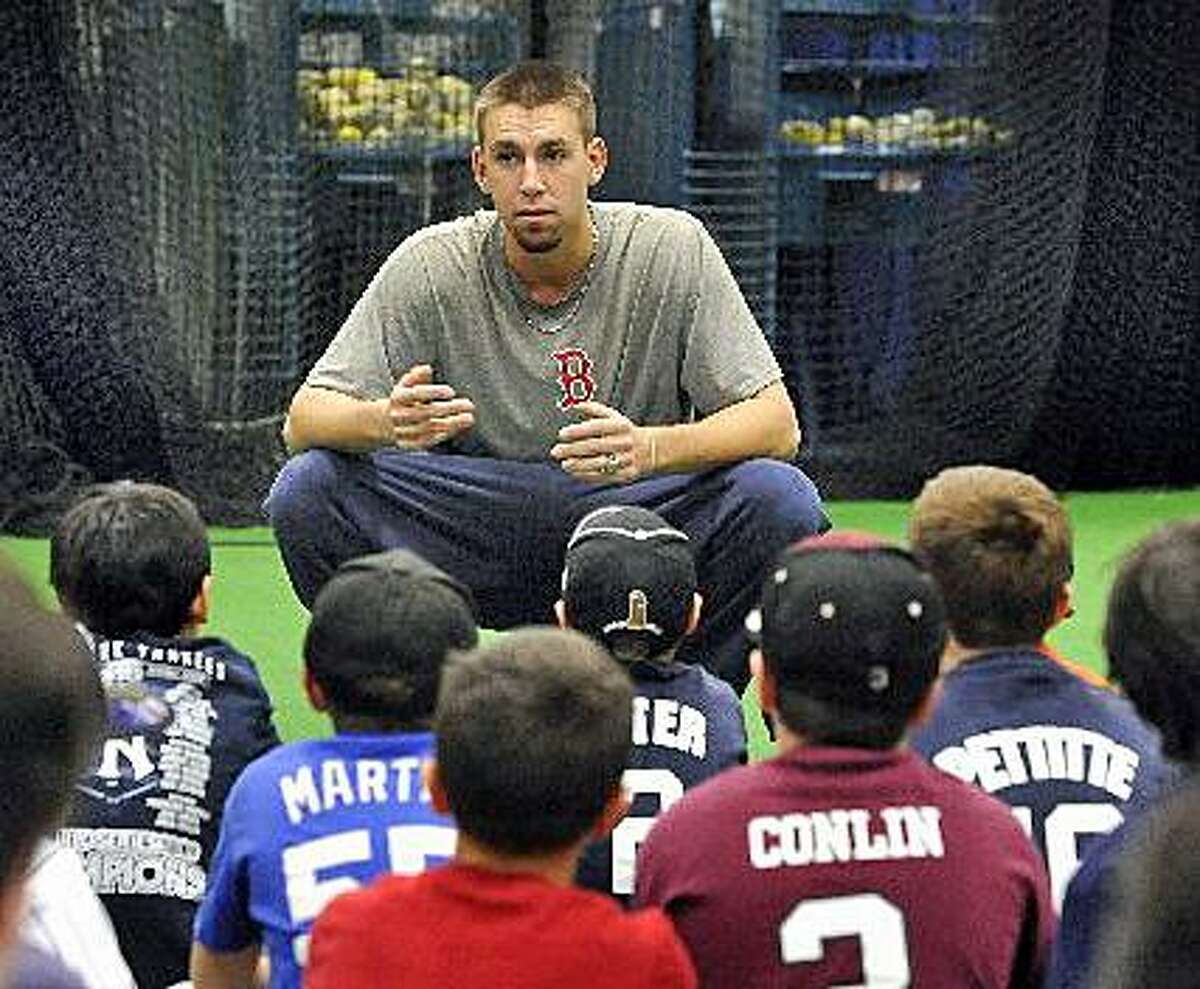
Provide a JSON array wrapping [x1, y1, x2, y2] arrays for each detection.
[[307, 201, 782, 461]]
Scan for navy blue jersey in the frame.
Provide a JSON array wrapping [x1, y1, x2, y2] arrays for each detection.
[[576, 659, 746, 901], [1049, 769, 1193, 988], [195, 732, 455, 989], [910, 648, 1171, 908], [60, 631, 279, 989], [1046, 813, 1133, 989]]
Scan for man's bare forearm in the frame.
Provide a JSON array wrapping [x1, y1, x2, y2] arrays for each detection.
[[645, 381, 800, 474], [282, 385, 390, 453]]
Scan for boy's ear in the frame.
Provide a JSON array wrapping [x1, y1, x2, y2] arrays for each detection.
[[0, 874, 27, 965], [751, 648, 779, 716], [685, 593, 703, 635], [590, 784, 632, 841], [303, 668, 329, 712], [423, 760, 452, 816], [188, 574, 213, 628], [1052, 582, 1075, 625]]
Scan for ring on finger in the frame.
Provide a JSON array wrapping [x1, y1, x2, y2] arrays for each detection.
[[601, 452, 620, 475]]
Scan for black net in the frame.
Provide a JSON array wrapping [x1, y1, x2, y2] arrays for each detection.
[[586, 0, 1195, 498], [769, 0, 1119, 497], [1023, 0, 1200, 490], [0, 0, 524, 530], [300, 0, 526, 336], [2, 1, 1197, 529], [593, 0, 696, 206]]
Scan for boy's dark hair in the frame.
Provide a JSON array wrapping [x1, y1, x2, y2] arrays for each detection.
[[435, 628, 632, 856], [909, 465, 1073, 648], [475, 59, 597, 144], [304, 550, 479, 730], [773, 691, 916, 751], [1105, 519, 1200, 764], [50, 481, 210, 638], [1095, 783, 1200, 989], [0, 562, 104, 890]]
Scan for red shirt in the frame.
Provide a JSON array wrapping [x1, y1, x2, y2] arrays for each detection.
[[306, 863, 697, 989], [636, 746, 1054, 988]]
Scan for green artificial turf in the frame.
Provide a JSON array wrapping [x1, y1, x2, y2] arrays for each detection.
[[5, 488, 1200, 756]]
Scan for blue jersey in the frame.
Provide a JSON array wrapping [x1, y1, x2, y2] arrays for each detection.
[[1046, 813, 1134, 988], [910, 648, 1171, 908], [1048, 768, 1193, 988], [194, 731, 455, 989], [576, 659, 746, 902], [60, 631, 279, 989]]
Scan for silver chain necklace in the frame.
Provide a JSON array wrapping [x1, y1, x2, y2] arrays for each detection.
[[510, 221, 599, 336]]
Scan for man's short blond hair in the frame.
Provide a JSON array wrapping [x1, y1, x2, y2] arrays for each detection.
[[474, 60, 596, 145], [909, 465, 1073, 648]]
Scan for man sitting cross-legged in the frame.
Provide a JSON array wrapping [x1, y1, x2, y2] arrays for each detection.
[[306, 627, 697, 988], [190, 549, 478, 989], [556, 505, 745, 901], [635, 531, 1054, 988]]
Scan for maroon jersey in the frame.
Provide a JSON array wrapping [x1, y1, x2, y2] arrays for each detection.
[[635, 746, 1053, 988]]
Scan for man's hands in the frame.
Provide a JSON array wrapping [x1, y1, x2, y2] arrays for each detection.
[[388, 364, 475, 449], [551, 402, 656, 484]]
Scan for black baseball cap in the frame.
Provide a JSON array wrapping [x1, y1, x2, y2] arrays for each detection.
[[561, 506, 696, 657], [750, 531, 947, 715], [304, 549, 479, 717]]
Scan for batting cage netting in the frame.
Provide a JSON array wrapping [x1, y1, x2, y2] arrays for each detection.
[[1, 0, 1197, 529]]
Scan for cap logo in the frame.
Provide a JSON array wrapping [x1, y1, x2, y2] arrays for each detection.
[[866, 665, 890, 693], [628, 589, 649, 629], [601, 589, 664, 637]]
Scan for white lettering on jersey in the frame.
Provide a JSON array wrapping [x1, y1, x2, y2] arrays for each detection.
[[95, 736, 156, 783], [931, 726, 1139, 800], [58, 826, 205, 900], [630, 698, 707, 759], [747, 806, 944, 869], [94, 638, 228, 682], [279, 757, 428, 825]]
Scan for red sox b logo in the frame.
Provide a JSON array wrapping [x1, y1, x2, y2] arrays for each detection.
[[551, 348, 596, 410]]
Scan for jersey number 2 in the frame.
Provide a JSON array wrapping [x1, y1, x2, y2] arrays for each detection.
[[780, 893, 911, 988], [610, 768, 685, 895]]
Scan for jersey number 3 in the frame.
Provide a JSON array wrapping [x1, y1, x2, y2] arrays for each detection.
[[781, 893, 911, 988]]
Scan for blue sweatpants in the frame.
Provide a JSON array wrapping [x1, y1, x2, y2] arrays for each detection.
[[266, 450, 829, 689]]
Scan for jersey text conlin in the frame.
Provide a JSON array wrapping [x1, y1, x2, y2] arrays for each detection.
[[748, 805, 944, 869]]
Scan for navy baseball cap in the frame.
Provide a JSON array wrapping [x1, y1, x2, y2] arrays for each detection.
[[750, 531, 947, 714], [305, 549, 479, 716], [562, 506, 696, 657]]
